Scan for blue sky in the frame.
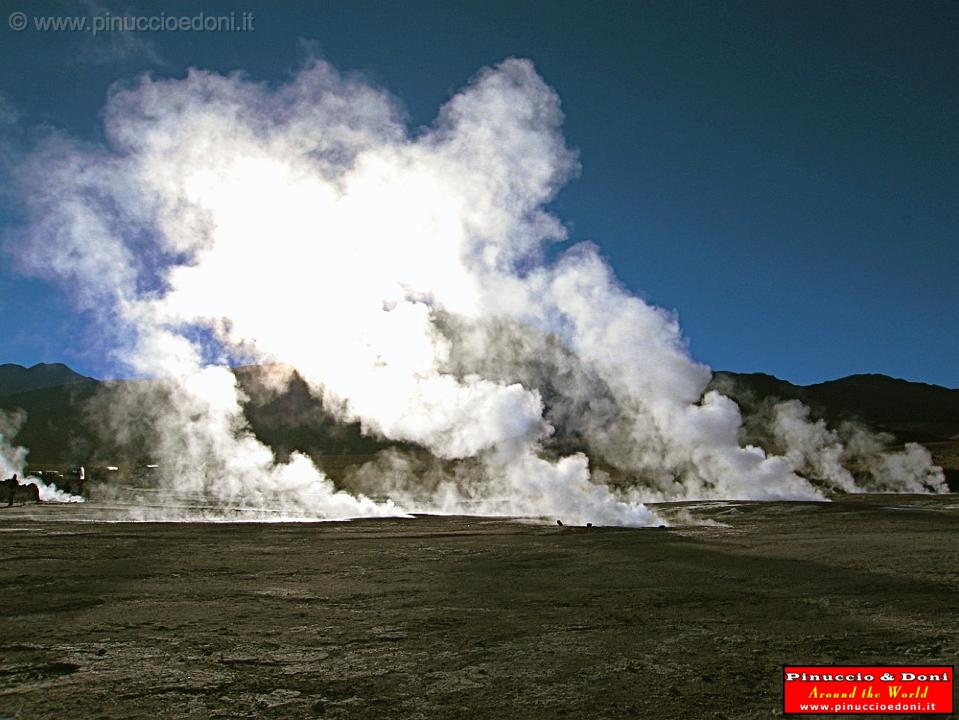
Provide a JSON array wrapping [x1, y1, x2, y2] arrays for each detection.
[[0, 0, 956, 387]]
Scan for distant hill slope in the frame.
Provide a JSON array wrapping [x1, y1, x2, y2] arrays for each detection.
[[708, 371, 959, 443], [1, 363, 957, 465], [0, 380, 102, 461], [0, 363, 388, 465], [0, 363, 91, 396]]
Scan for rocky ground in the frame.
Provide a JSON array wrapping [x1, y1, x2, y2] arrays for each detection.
[[1, 496, 957, 719]]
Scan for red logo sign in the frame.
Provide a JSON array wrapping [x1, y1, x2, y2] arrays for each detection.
[[783, 665, 954, 715]]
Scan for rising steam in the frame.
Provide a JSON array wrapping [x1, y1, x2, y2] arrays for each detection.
[[9, 58, 946, 524], [0, 409, 85, 503], [0, 409, 28, 479]]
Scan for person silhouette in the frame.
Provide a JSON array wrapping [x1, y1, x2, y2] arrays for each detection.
[[5, 473, 18, 507]]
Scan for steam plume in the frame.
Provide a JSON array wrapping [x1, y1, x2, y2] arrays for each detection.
[[0, 410, 85, 502], [10, 58, 945, 524], [0, 409, 28, 479]]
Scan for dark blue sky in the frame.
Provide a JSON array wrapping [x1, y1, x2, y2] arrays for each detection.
[[0, 0, 956, 387]]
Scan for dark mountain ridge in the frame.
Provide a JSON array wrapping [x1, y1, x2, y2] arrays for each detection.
[[0, 363, 91, 396], [1, 363, 957, 469], [708, 371, 959, 443], [0, 364, 385, 466]]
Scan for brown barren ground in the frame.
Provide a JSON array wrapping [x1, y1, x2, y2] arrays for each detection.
[[1, 496, 957, 719]]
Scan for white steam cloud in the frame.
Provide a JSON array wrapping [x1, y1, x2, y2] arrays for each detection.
[[21, 476, 86, 503], [0, 409, 28, 479], [0, 410, 85, 503], [771, 401, 945, 494], [10, 58, 945, 524]]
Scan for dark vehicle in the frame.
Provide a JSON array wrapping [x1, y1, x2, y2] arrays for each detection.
[[63, 466, 86, 495]]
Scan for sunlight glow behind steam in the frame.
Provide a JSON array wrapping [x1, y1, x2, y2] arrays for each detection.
[[9, 58, 945, 524]]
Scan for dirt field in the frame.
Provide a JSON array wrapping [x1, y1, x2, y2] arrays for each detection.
[[1, 496, 957, 719]]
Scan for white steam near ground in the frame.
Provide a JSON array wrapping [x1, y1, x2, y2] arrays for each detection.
[[22, 474, 86, 503], [8, 58, 946, 524], [0, 410, 85, 503], [769, 401, 943, 494]]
